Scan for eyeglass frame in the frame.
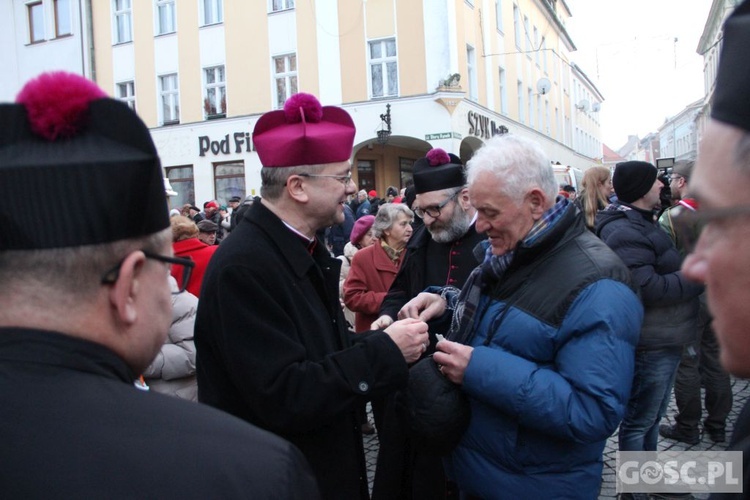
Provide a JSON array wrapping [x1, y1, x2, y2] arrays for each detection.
[[296, 172, 354, 186], [100, 250, 195, 294], [413, 191, 460, 219], [670, 203, 750, 253]]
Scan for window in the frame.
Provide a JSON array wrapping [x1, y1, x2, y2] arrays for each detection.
[[54, 0, 71, 37], [399, 158, 415, 188], [215, 162, 245, 203], [533, 26, 539, 65], [160, 74, 180, 124], [28, 2, 45, 43], [201, 0, 223, 25], [517, 81, 524, 124], [156, 0, 176, 35], [204, 66, 226, 117], [369, 38, 398, 98], [537, 94, 542, 131], [467, 45, 477, 102], [273, 54, 297, 109], [498, 67, 507, 115], [542, 37, 548, 73], [166, 166, 194, 209], [495, 0, 503, 32], [114, 0, 132, 43], [356, 160, 375, 191], [117, 81, 136, 111], [513, 5, 521, 48], [523, 16, 530, 54], [528, 87, 534, 128], [271, 0, 294, 12]]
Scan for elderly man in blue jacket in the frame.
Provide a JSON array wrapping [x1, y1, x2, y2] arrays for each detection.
[[400, 134, 643, 499]]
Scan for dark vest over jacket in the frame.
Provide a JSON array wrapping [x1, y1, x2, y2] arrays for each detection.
[[0, 328, 318, 499], [195, 200, 409, 500]]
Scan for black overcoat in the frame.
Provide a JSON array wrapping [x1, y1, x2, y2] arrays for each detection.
[[195, 200, 409, 500], [0, 328, 318, 499]]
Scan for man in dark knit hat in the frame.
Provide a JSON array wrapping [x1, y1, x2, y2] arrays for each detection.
[[0, 72, 317, 498], [679, 2, 750, 494], [370, 148, 487, 500], [194, 92, 428, 500], [595, 161, 703, 460]]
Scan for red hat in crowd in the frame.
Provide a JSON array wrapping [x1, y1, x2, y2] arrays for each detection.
[[204, 201, 219, 209], [350, 215, 375, 246], [253, 93, 356, 168], [368, 190, 377, 198]]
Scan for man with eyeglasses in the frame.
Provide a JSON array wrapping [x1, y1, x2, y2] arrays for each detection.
[[658, 160, 733, 446], [679, 2, 750, 495], [0, 72, 318, 498], [370, 148, 486, 500], [195, 92, 429, 500]]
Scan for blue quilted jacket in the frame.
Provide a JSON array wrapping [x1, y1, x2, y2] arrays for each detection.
[[444, 204, 642, 499]]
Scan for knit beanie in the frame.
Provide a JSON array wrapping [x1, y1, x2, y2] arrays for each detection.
[[613, 161, 657, 203]]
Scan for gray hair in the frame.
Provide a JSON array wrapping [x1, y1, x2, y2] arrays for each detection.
[[260, 164, 327, 200], [372, 203, 414, 238], [0, 229, 171, 304], [466, 134, 557, 204]]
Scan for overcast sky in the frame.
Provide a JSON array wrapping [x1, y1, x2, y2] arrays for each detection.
[[565, 0, 712, 150]]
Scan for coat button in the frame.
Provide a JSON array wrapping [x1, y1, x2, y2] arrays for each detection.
[[358, 381, 369, 392]]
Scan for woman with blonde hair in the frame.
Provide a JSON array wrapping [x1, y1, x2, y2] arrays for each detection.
[[579, 166, 613, 231]]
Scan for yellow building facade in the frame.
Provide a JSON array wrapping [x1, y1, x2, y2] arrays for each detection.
[[91, 0, 603, 207]]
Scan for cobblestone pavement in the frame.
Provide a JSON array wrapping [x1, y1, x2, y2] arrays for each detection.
[[362, 378, 750, 498]]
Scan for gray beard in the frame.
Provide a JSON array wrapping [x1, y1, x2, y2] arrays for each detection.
[[428, 208, 472, 243]]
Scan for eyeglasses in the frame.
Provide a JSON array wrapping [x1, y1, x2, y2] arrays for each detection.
[[101, 250, 195, 294], [297, 172, 354, 186], [670, 203, 750, 253], [669, 175, 685, 182], [413, 192, 459, 219]]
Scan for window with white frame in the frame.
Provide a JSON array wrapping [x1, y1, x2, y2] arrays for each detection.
[[113, 0, 132, 43], [467, 45, 477, 102], [204, 66, 226, 117], [273, 54, 297, 109], [166, 166, 194, 209], [160, 74, 180, 124], [498, 67, 508, 115], [513, 5, 521, 48], [517, 81, 524, 124], [201, 0, 223, 26], [523, 16, 530, 54], [537, 94, 542, 131], [542, 37, 548, 73], [54, 0, 71, 37], [28, 1, 45, 43], [369, 38, 398, 98], [528, 87, 534, 128], [533, 26, 539, 66], [495, 0, 503, 32], [117, 81, 136, 111], [156, 0, 176, 35], [271, 0, 294, 12]]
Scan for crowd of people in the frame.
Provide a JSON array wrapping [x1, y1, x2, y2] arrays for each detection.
[[2, 2, 750, 498]]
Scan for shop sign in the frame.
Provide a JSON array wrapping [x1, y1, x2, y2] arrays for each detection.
[[198, 132, 253, 157], [467, 111, 509, 139], [425, 132, 452, 140]]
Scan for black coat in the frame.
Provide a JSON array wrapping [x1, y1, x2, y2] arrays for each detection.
[[195, 200, 409, 500], [0, 328, 318, 499], [379, 222, 486, 322]]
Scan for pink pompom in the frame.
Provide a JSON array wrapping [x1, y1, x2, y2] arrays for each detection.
[[426, 148, 451, 166], [283, 92, 323, 124], [16, 71, 107, 141]]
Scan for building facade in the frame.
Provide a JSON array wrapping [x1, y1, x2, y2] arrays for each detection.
[[5, 0, 605, 208]]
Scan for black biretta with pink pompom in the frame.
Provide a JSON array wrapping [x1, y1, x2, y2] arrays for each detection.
[[412, 148, 466, 194], [0, 71, 169, 250]]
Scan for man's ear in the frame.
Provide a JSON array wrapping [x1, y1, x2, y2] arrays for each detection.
[[526, 188, 547, 220], [457, 188, 471, 210], [285, 175, 310, 203], [108, 251, 146, 326]]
